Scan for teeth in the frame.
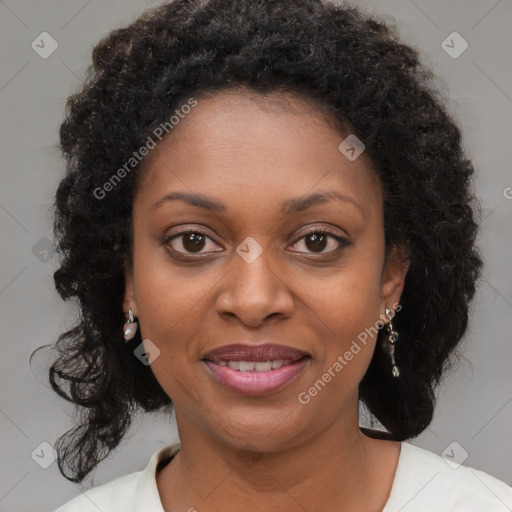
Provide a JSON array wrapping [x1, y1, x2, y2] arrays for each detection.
[[238, 361, 255, 371], [254, 361, 272, 371], [218, 359, 295, 371]]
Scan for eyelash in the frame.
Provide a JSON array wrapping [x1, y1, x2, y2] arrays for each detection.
[[162, 226, 349, 258]]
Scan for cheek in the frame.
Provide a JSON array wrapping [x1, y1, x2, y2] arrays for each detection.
[[132, 263, 207, 401], [131, 245, 210, 364], [300, 251, 384, 375], [307, 252, 383, 331]]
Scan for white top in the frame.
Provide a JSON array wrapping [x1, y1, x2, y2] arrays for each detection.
[[54, 441, 512, 511]]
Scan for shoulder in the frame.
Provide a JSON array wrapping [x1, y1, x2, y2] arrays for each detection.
[[384, 441, 512, 512], [54, 442, 180, 512], [54, 471, 142, 512]]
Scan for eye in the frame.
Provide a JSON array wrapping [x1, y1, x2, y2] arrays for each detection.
[[165, 229, 222, 255], [288, 228, 348, 254], [163, 226, 349, 258]]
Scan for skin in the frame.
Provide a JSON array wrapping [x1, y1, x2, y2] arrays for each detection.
[[123, 88, 409, 512]]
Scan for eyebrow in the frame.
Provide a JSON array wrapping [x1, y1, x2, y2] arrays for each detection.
[[152, 190, 362, 214]]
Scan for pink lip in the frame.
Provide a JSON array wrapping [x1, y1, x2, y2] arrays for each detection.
[[204, 357, 310, 396]]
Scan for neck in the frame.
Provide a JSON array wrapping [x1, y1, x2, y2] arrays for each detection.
[[156, 408, 399, 512]]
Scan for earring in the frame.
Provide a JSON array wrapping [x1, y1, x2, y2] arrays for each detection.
[[123, 308, 138, 342], [385, 308, 400, 378]]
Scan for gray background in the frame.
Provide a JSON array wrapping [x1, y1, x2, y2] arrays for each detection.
[[1, 0, 511, 510]]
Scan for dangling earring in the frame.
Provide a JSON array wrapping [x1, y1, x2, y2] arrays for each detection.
[[123, 308, 138, 342], [385, 308, 400, 378]]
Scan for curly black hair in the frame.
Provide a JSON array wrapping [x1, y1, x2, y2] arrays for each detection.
[[44, 0, 482, 484]]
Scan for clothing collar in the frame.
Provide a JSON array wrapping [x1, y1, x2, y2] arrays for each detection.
[[134, 442, 181, 512]]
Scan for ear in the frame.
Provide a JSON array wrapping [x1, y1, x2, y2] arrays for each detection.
[[122, 258, 138, 317], [379, 243, 409, 317]]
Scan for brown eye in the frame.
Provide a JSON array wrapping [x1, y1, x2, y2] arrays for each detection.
[[166, 231, 222, 254], [304, 232, 328, 252], [182, 232, 206, 252], [288, 229, 348, 255]]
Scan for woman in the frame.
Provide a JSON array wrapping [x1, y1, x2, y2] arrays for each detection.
[[49, 0, 511, 510]]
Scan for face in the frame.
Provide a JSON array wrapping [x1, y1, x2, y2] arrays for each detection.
[[123, 89, 408, 451]]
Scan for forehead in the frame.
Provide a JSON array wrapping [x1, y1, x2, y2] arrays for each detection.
[[135, 88, 381, 218]]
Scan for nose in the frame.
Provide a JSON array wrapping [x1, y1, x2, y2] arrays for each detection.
[[215, 249, 295, 328]]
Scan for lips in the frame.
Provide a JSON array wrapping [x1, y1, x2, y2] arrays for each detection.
[[202, 343, 311, 396], [202, 343, 310, 364]]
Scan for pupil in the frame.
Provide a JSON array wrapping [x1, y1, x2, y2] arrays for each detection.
[[183, 233, 205, 252], [306, 233, 327, 252]]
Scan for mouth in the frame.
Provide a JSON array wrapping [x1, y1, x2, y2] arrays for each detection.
[[202, 343, 311, 395]]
